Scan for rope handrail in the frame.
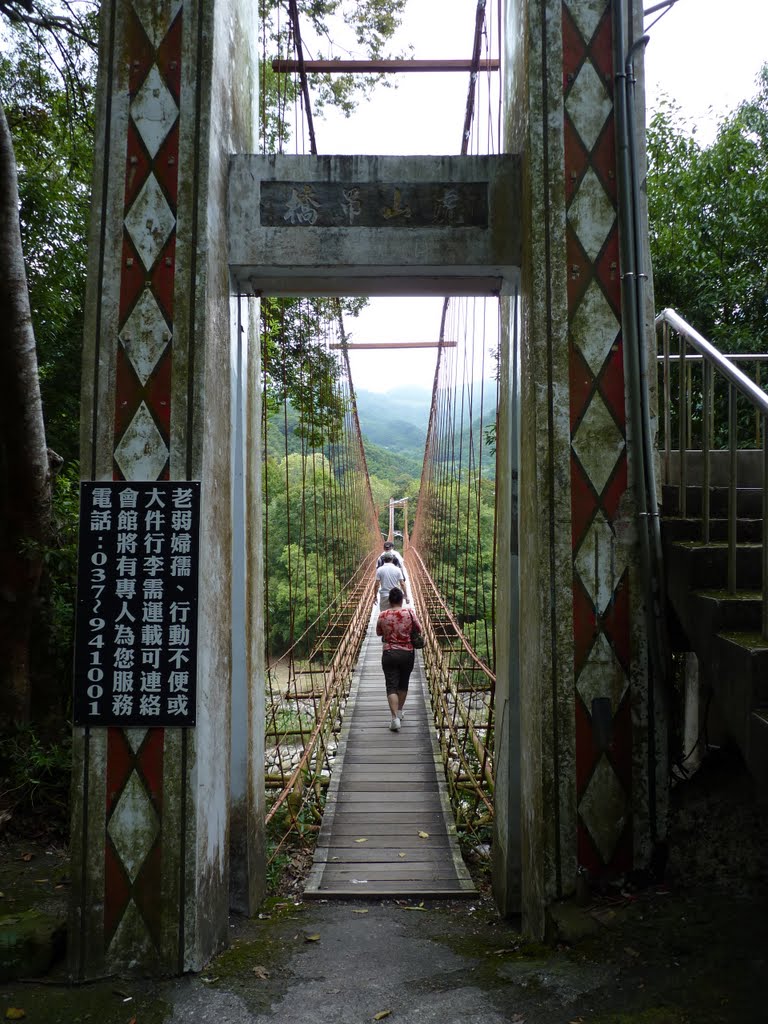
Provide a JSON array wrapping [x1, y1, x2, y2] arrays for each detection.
[[265, 572, 376, 827], [656, 309, 768, 417], [406, 547, 496, 687], [270, 549, 378, 666]]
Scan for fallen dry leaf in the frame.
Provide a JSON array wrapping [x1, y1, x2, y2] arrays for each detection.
[[417, 831, 429, 839], [398, 852, 406, 858], [352, 908, 369, 914], [19, 853, 33, 862], [304, 933, 321, 942], [355, 837, 368, 843], [403, 906, 427, 912], [373, 1011, 392, 1021], [252, 965, 269, 979], [5, 1011, 26, 1021]]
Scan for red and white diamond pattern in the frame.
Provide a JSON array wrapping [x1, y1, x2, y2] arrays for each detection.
[[563, 0, 633, 876], [106, 0, 183, 958]]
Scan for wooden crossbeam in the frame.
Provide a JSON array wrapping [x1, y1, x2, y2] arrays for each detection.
[[272, 58, 500, 74]]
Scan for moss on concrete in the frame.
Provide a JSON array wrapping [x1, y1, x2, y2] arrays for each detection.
[[0, 982, 172, 1023], [0, 910, 66, 982], [588, 1011, 688, 1024], [718, 630, 768, 650]]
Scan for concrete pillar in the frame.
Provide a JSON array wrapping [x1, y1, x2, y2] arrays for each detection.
[[70, 0, 263, 976], [496, 0, 655, 935]]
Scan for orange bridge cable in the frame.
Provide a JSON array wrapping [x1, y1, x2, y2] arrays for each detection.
[[406, 547, 495, 687], [269, 550, 379, 668], [286, 0, 318, 156], [265, 571, 377, 827], [334, 300, 380, 537], [407, 550, 496, 790], [266, 570, 377, 802], [411, 571, 495, 812]]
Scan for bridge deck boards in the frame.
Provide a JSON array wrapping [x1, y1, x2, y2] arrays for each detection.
[[304, 614, 474, 899]]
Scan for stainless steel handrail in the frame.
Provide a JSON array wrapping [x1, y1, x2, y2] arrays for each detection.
[[655, 309, 768, 639], [656, 309, 768, 416], [658, 352, 768, 363]]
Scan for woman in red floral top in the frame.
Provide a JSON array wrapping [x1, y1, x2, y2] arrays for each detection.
[[375, 587, 423, 732]]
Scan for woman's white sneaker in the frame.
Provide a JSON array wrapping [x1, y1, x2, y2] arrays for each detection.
[[389, 716, 401, 731]]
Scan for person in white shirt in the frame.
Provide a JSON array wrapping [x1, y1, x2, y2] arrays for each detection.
[[376, 541, 410, 602], [376, 553, 407, 610]]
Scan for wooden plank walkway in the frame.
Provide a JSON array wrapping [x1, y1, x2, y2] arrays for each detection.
[[304, 612, 475, 898]]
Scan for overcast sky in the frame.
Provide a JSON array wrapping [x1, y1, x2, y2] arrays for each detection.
[[309, 0, 768, 393]]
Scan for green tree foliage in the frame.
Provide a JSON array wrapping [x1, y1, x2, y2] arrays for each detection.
[[648, 68, 768, 450], [421, 476, 496, 666], [0, 28, 95, 465], [269, 543, 341, 653], [259, 0, 408, 122], [261, 296, 367, 447], [647, 67, 768, 352], [264, 452, 373, 655]]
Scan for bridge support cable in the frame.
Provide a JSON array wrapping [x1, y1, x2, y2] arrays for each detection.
[[402, 0, 501, 842], [262, 296, 380, 862], [268, 0, 503, 850], [409, 293, 499, 838], [259, 5, 384, 864]]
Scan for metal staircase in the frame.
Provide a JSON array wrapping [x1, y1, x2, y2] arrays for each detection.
[[657, 310, 768, 785]]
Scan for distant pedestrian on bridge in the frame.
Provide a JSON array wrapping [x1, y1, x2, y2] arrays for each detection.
[[376, 541, 410, 601], [376, 586, 422, 732], [376, 540, 405, 572], [376, 552, 409, 610]]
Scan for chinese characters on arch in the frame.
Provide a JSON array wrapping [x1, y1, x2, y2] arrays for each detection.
[[73, 482, 201, 727], [260, 181, 489, 229]]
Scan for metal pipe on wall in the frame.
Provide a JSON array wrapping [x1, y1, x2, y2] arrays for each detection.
[[612, 0, 671, 839]]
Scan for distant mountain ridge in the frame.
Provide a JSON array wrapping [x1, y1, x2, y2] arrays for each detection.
[[356, 383, 498, 483], [354, 388, 431, 453]]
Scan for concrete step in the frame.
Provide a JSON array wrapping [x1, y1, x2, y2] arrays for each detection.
[[688, 632, 768, 780], [662, 484, 764, 519], [662, 517, 764, 544], [747, 709, 768, 788], [686, 589, 763, 635], [662, 528, 768, 785], [664, 449, 765, 489], [663, 540, 763, 591], [661, 463, 768, 786]]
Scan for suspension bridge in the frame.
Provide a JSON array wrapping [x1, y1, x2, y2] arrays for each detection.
[[66, 0, 768, 980], [259, 282, 497, 898]]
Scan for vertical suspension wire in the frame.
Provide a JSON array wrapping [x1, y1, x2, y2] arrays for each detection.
[[407, 0, 500, 834], [263, 296, 379, 852], [259, 4, 381, 871]]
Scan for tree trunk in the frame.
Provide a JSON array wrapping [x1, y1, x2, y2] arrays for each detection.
[[0, 99, 52, 726]]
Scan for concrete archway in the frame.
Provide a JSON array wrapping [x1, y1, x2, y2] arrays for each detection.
[[69, 0, 657, 976]]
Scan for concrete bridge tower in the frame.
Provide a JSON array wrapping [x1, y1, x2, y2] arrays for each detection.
[[69, 0, 657, 975]]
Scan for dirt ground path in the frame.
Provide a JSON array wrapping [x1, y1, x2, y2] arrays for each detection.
[[2, 872, 766, 1024]]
